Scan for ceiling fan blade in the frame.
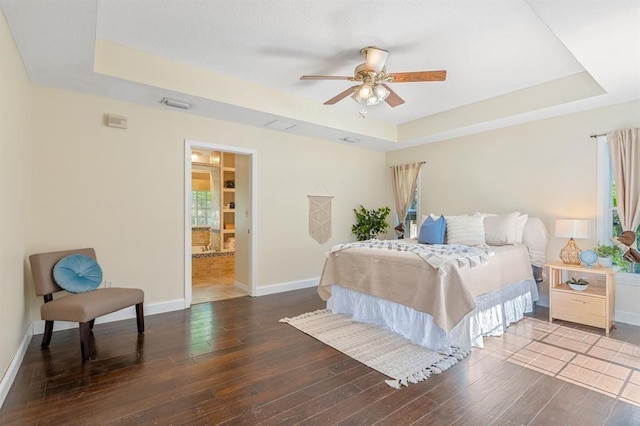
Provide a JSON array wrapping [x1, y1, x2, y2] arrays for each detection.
[[300, 75, 352, 81], [388, 70, 447, 82], [363, 47, 389, 73], [324, 86, 359, 105], [382, 84, 405, 107]]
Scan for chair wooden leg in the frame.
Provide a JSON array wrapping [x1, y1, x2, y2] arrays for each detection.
[[41, 320, 54, 349], [79, 322, 91, 361], [136, 303, 145, 334], [89, 319, 95, 330]]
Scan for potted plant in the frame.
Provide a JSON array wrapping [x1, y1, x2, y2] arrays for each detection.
[[594, 244, 616, 267], [351, 205, 391, 241], [594, 243, 630, 269]]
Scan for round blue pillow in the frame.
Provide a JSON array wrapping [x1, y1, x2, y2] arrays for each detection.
[[53, 254, 103, 293]]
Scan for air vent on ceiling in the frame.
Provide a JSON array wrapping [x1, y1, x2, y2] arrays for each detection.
[[264, 119, 296, 130], [341, 137, 360, 143], [161, 97, 191, 110]]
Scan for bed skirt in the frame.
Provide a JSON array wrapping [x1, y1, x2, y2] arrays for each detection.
[[326, 279, 539, 353]]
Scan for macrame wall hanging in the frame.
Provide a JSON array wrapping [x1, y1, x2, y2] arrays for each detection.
[[308, 188, 333, 244]]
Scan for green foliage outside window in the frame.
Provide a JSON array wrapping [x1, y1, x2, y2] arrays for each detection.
[[611, 181, 640, 273], [192, 190, 212, 226]]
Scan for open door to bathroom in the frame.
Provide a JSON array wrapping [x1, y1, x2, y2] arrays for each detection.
[[189, 148, 249, 303]]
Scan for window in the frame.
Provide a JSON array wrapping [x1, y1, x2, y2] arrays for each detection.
[[404, 184, 420, 239], [191, 190, 213, 226], [612, 186, 640, 243], [191, 166, 221, 229], [596, 138, 640, 275]]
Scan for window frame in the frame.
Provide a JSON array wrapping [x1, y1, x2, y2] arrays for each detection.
[[596, 136, 640, 284]]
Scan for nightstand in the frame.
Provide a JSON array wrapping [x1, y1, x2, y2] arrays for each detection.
[[546, 261, 616, 335]]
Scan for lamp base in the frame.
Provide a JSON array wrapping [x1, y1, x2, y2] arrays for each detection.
[[560, 238, 582, 265]]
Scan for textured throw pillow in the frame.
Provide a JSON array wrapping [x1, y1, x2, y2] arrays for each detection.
[[483, 212, 521, 245], [445, 213, 486, 246], [53, 254, 103, 293], [418, 215, 446, 244]]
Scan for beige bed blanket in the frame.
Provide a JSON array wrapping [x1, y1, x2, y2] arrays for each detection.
[[317, 242, 534, 333]]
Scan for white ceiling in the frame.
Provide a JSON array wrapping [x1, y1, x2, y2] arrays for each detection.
[[1, 0, 638, 150]]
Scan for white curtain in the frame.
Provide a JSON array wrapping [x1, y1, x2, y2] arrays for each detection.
[[608, 128, 640, 249], [391, 162, 423, 238]]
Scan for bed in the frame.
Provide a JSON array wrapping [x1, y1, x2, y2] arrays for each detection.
[[317, 214, 548, 353]]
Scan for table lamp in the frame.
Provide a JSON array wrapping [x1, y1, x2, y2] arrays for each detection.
[[555, 219, 590, 265]]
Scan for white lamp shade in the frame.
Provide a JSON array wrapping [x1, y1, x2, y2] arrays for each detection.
[[364, 47, 389, 73], [555, 219, 589, 239]]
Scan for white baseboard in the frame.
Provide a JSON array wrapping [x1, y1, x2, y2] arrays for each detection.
[[253, 278, 319, 296], [0, 325, 33, 410], [235, 281, 249, 293], [615, 310, 640, 327]]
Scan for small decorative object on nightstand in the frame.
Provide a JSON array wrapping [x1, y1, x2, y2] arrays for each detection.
[[579, 249, 598, 267], [546, 261, 616, 335], [565, 277, 589, 291], [555, 219, 590, 265]]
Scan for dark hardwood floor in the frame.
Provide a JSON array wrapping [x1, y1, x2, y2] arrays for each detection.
[[2, 287, 640, 425]]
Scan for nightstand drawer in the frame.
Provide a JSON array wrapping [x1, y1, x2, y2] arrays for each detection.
[[551, 291, 605, 329]]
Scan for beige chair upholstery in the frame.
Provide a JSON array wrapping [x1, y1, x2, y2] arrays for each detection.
[[29, 248, 144, 361]]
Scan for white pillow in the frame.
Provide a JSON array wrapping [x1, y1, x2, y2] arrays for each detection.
[[419, 213, 442, 228], [516, 214, 528, 243], [483, 212, 520, 245], [445, 213, 486, 246]]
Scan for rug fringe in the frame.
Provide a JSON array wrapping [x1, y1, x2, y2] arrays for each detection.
[[279, 308, 329, 324], [384, 347, 471, 388], [281, 309, 472, 389]]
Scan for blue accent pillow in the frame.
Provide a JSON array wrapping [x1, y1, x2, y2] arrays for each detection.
[[418, 215, 446, 244], [53, 254, 103, 293]]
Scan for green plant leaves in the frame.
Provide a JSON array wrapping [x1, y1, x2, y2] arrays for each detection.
[[351, 205, 391, 241]]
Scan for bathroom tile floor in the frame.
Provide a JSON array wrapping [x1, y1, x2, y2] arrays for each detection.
[[192, 271, 248, 304]]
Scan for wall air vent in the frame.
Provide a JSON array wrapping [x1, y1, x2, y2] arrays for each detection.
[[104, 114, 127, 129]]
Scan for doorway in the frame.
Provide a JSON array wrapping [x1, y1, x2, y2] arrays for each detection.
[[184, 140, 257, 307]]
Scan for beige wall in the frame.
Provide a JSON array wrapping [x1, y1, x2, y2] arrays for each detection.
[[27, 85, 385, 320], [0, 10, 31, 386], [386, 100, 640, 303]]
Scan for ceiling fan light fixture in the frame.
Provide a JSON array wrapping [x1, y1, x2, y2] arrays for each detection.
[[374, 84, 390, 102], [352, 83, 373, 103], [351, 83, 389, 106]]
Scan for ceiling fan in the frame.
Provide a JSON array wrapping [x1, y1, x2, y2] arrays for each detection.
[[300, 46, 446, 108]]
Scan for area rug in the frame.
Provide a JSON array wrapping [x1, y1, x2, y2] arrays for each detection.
[[279, 309, 469, 388]]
